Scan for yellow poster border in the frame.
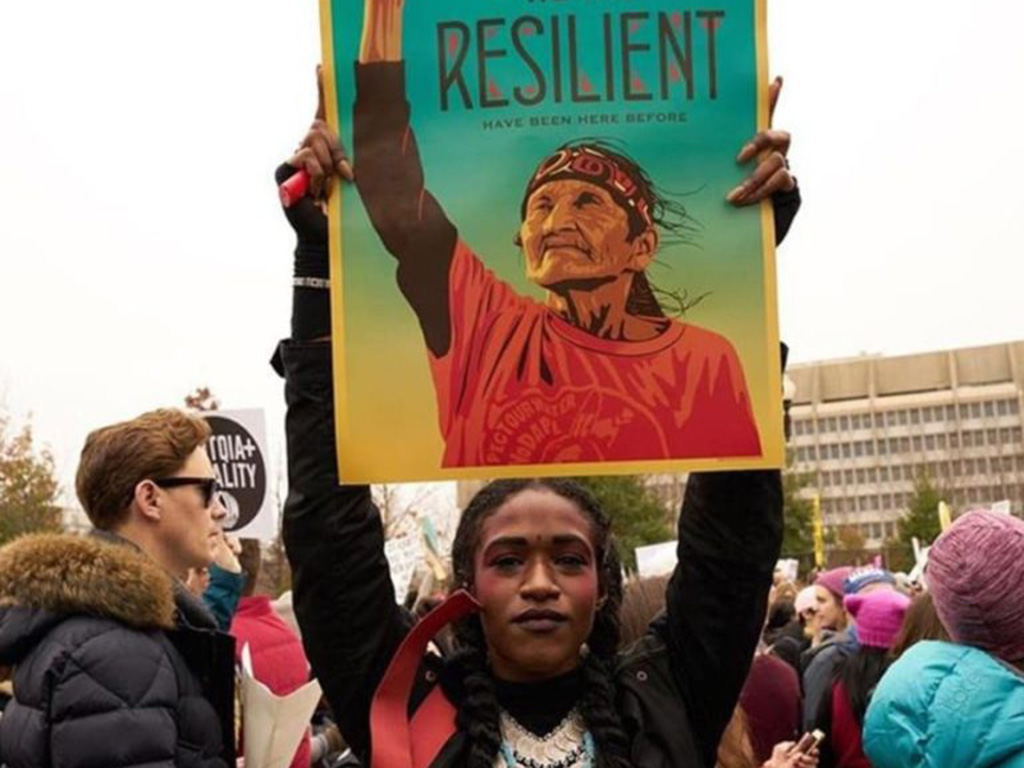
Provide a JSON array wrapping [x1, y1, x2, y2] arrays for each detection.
[[322, 0, 785, 484], [318, 0, 351, 485]]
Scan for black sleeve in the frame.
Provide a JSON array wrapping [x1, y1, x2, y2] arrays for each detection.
[[353, 62, 458, 357], [772, 185, 801, 245], [662, 470, 784, 766], [273, 339, 411, 761]]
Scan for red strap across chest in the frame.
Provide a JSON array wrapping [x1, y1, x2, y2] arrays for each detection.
[[369, 590, 480, 768]]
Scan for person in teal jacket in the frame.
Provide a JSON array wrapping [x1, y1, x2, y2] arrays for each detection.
[[863, 508, 1024, 768], [863, 640, 1024, 768]]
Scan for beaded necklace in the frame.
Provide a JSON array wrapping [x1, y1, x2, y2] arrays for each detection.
[[496, 708, 596, 768]]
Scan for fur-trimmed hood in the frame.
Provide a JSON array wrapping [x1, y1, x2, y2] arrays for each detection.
[[0, 533, 176, 631]]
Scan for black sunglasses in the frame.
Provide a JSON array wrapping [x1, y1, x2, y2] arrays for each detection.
[[152, 476, 220, 508]]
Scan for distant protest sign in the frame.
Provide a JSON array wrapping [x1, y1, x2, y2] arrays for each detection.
[[204, 410, 275, 539], [385, 534, 425, 603], [636, 541, 678, 578], [318, 0, 784, 483]]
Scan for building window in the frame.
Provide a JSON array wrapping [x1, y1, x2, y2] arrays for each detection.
[[900, 437, 911, 452], [892, 466, 902, 481], [984, 401, 995, 417], [879, 440, 888, 456], [913, 436, 923, 452], [886, 411, 897, 427], [856, 468, 866, 484], [937, 434, 947, 449], [987, 429, 998, 445], [963, 432, 973, 448], [874, 413, 884, 429], [851, 414, 861, 430], [808, 446, 817, 461], [842, 443, 852, 458], [867, 468, 877, 482], [826, 417, 837, 432], [925, 435, 936, 451], [1001, 427, 1011, 443], [898, 410, 908, 426], [845, 469, 855, 485], [946, 404, 956, 421], [923, 408, 934, 423], [880, 466, 890, 481], [952, 460, 962, 476], [910, 409, 920, 425], [1010, 401, 1020, 415], [854, 442, 863, 457], [883, 493, 893, 508], [840, 415, 849, 431], [971, 402, 982, 418], [950, 433, 959, 449], [998, 400, 1009, 416], [865, 441, 875, 456], [965, 458, 975, 475], [1013, 427, 1022, 443]]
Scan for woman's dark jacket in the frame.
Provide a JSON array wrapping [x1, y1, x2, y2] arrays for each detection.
[[0, 533, 234, 768], [275, 339, 784, 768]]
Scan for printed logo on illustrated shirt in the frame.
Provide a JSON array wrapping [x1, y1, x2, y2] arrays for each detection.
[[482, 387, 669, 465]]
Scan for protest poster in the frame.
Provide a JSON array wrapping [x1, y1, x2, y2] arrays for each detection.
[[318, 0, 782, 482], [203, 409, 276, 540]]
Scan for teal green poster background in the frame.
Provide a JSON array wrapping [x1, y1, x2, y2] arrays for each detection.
[[322, 0, 783, 482]]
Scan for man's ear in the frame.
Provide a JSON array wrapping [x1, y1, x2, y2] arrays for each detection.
[[630, 228, 659, 270], [133, 480, 163, 523]]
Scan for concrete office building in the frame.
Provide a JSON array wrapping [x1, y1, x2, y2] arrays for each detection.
[[788, 340, 1024, 546]]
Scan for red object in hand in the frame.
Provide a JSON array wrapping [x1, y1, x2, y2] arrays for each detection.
[[279, 170, 310, 208]]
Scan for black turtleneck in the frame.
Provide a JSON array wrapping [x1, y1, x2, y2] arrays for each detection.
[[494, 667, 585, 737]]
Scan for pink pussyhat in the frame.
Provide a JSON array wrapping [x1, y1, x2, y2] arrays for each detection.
[[844, 590, 911, 649], [815, 566, 853, 600], [926, 509, 1024, 662]]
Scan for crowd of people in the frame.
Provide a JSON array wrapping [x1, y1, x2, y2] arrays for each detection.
[[0, 55, 1021, 768]]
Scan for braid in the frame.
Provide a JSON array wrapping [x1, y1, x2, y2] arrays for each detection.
[[579, 653, 631, 768], [452, 638, 503, 768]]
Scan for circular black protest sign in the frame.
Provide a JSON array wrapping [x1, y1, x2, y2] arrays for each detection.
[[205, 415, 266, 532]]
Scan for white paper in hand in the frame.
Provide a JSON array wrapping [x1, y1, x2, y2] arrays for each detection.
[[239, 643, 322, 768]]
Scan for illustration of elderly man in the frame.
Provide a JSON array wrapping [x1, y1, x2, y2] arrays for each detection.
[[350, 0, 798, 467]]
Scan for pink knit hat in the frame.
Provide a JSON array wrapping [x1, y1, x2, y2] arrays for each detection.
[[927, 509, 1024, 662], [844, 590, 911, 649], [815, 567, 853, 600]]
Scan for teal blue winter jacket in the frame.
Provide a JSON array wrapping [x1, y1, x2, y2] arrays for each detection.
[[863, 640, 1024, 768]]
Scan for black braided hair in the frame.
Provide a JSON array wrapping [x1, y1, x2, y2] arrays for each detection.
[[448, 479, 632, 768]]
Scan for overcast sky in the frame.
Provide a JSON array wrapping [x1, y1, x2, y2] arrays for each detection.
[[2, 1, 1022, 502]]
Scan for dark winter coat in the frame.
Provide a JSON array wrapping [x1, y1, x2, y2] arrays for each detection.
[[0, 533, 235, 768], [274, 338, 784, 768]]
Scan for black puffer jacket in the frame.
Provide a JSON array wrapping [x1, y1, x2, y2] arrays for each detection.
[[0, 533, 234, 768]]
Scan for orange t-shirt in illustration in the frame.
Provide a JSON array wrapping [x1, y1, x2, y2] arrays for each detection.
[[429, 243, 762, 467]]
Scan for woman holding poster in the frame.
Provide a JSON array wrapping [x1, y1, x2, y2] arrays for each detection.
[[346, 0, 799, 469], [274, 6, 805, 768]]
